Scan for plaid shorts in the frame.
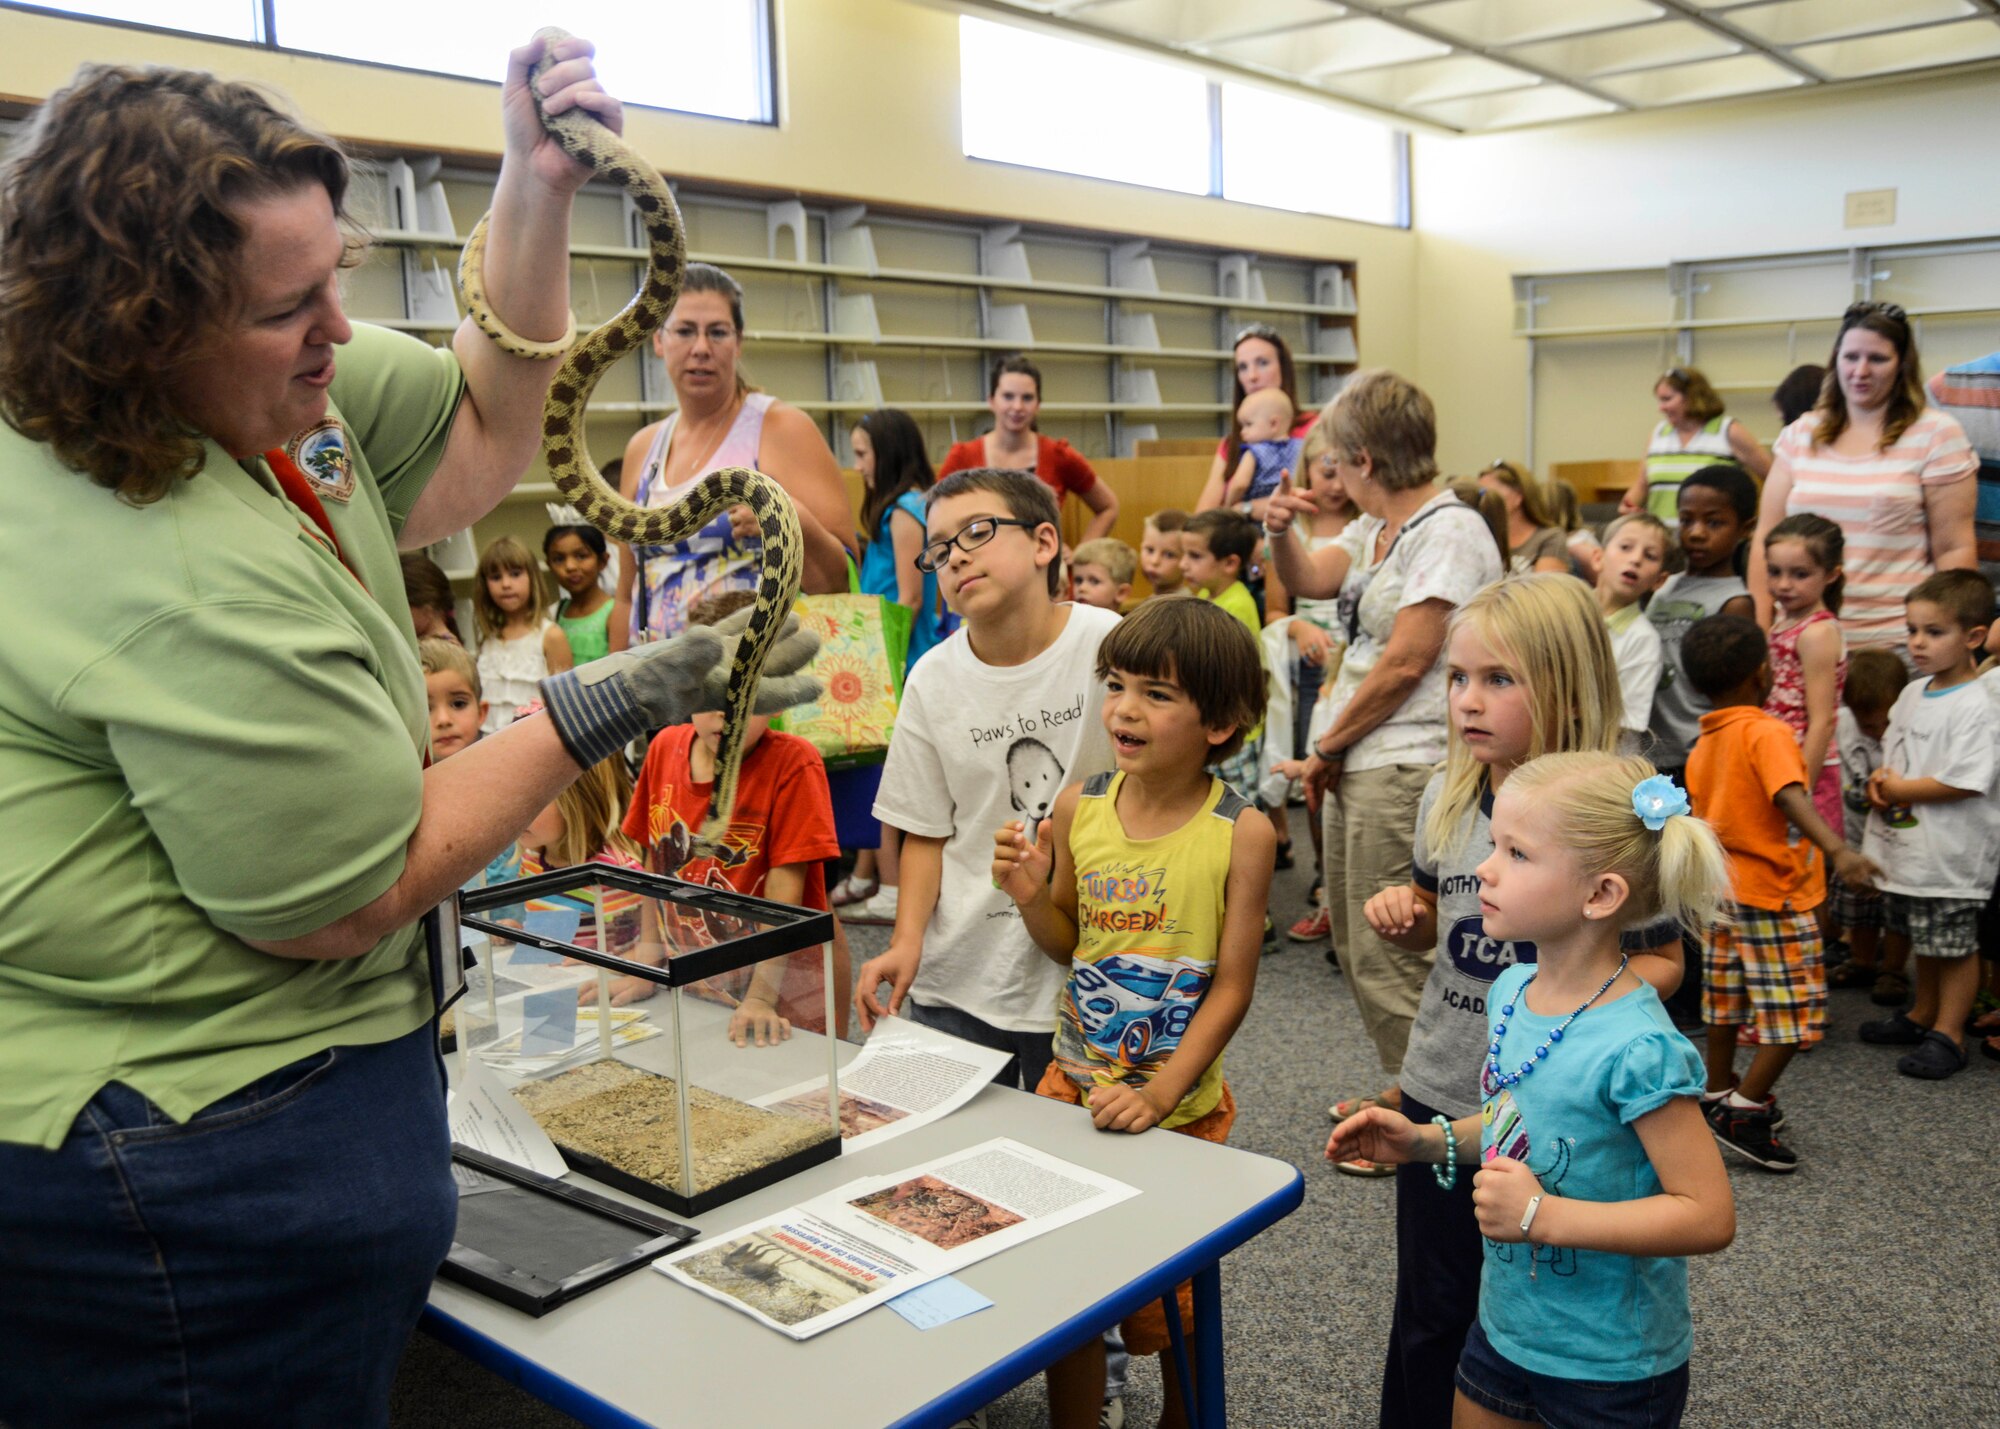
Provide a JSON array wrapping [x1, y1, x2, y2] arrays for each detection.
[[1831, 875, 1885, 932], [1702, 903, 1827, 1047], [1209, 734, 1264, 806], [1883, 894, 1984, 961]]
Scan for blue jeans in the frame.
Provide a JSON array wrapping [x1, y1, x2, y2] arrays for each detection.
[[1456, 1320, 1689, 1429], [0, 1023, 455, 1429]]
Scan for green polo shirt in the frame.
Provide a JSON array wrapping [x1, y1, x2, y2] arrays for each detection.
[[0, 323, 466, 1149]]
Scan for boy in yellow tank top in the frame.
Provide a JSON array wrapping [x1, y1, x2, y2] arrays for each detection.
[[992, 597, 1275, 1429]]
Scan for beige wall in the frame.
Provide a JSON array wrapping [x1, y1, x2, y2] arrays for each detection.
[[0, 2, 1416, 376], [1412, 66, 2000, 481]]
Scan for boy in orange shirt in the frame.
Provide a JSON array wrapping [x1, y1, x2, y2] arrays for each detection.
[[617, 591, 845, 1042], [1682, 615, 1878, 1173]]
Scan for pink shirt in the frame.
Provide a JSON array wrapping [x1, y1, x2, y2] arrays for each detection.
[[1773, 408, 1976, 649]]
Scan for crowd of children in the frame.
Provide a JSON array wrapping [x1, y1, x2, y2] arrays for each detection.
[[406, 370, 1999, 1429]]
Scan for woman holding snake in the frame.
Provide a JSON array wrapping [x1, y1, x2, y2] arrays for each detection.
[[608, 263, 857, 649], [0, 36, 816, 1426]]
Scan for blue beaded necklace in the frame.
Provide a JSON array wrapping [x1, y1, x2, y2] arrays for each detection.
[[1484, 956, 1629, 1092]]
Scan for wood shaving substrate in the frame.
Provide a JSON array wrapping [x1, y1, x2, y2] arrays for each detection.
[[513, 1060, 832, 1194]]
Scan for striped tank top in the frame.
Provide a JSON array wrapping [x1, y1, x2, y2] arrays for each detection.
[[1051, 771, 1249, 1128], [1645, 415, 1740, 520]]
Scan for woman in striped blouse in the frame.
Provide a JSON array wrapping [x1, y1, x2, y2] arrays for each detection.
[[1622, 366, 1771, 520], [1750, 303, 1979, 652]]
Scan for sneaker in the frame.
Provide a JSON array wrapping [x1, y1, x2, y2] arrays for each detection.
[[1735, 1025, 1761, 1048], [1288, 906, 1332, 942], [1100, 1397, 1126, 1429], [1324, 944, 1342, 972], [1706, 1099, 1797, 1172], [843, 886, 899, 926], [828, 874, 877, 908], [1702, 1089, 1785, 1132], [1896, 1029, 1970, 1081], [1261, 916, 1280, 954], [1858, 1011, 1927, 1045], [1274, 842, 1295, 871]]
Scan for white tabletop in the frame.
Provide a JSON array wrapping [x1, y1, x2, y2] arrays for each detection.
[[427, 1082, 1303, 1429]]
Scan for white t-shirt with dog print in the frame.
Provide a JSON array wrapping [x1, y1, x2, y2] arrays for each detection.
[[874, 603, 1118, 1031]]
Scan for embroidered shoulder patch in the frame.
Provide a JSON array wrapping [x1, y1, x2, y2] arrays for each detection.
[[288, 419, 355, 503]]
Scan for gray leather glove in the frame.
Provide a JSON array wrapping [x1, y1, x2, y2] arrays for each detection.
[[538, 607, 821, 770]]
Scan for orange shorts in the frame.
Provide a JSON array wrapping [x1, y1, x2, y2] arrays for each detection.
[[1034, 1062, 1237, 1356]]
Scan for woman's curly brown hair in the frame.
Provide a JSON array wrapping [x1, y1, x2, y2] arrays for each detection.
[[0, 64, 361, 503]]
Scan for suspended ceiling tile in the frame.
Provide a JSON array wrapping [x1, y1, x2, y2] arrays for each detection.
[[1413, 84, 1622, 129], [1593, 50, 1806, 104], [1209, 16, 1451, 78], [1408, 0, 1663, 48], [1077, 0, 1349, 48], [1727, 0, 1977, 48], [1505, 20, 1737, 78], [1793, 16, 2000, 80], [1320, 52, 1542, 105]]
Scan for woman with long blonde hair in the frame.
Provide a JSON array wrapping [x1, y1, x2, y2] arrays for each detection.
[[1476, 461, 1569, 575], [1343, 575, 1686, 1426]]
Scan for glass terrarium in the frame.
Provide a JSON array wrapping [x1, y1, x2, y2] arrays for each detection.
[[455, 863, 841, 1216]]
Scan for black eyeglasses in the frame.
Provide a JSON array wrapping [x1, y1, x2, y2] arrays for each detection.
[[1843, 300, 1907, 325], [914, 517, 1040, 573]]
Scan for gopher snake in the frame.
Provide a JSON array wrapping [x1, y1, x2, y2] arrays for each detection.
[[459, 27, 803, 856]]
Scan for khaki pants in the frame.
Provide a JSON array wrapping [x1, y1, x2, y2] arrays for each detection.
[[1323, 762, 1436, 1075]]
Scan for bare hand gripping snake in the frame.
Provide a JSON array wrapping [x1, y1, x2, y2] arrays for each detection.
[[459, 28, 804, 856]]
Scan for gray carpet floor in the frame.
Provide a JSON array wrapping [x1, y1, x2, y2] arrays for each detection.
[[393, 806, 2000, 1427]]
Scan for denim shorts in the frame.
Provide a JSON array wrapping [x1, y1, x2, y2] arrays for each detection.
[[1455, 1319, 1689, 1428]]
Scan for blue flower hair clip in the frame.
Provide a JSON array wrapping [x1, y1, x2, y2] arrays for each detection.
[[1632, 774, 1689, 831]]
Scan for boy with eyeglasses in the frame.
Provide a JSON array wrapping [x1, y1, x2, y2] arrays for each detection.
[[854, 469, 1119, 1089]]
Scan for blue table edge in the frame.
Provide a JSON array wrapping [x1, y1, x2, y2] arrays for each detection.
[[419, 1162, 1306, 1429]]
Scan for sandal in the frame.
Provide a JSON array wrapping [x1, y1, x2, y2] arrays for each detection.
[[1827, 960, 1879, 990], [1897, 1030, 1970, 1080], [1334, 1155, 1397, 1178], [1968, 1010, 2000, 1037], [1982, 1036, 2000, 1064], [1328, 1089, 1401, 1123], [1869, 971, 1911, 1007], [828, 875, 878, 908]]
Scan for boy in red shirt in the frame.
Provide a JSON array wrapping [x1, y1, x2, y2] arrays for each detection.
[[617, 592, 844, 1042]]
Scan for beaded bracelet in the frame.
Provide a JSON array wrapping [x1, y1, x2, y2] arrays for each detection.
[[1431, 1114, 1457, 1190]]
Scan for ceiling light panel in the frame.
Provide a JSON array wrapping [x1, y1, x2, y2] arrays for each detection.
[[1210, 16, 1452, 77], [1413, 85, 1621, 129], [1726, 0, 1976, 48], [1076, 0, 1349, 48], [1407, 0, 1663, 48], [1594, 50, 1806, 104], [1505, 19, 1737, 78], [1321, 52, 1541, 104], [1791, 16, 2000, 80]]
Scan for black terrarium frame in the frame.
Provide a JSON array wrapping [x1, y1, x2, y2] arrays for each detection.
[[456, 863, 841, 1216]]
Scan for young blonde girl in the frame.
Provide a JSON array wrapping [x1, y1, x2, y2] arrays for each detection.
[[1339, 574, 1687, 1425], [1335, 750, 1735, 1428], [1266, 423, 1356, 933], [1760, 513, 1848, 835], [517, 750, 645, 957], [474, 535, 572, 733]]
